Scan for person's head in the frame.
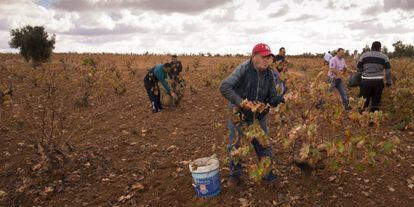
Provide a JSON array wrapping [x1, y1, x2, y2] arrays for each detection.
[[279, 47, 286, 56], [171, 55, 178, 62], [328, 51, 331, 54], [163, 62, 172, 72], [251, 43, 273, 71], [371, 41, 381, 51], [336, 48, 345, 58]]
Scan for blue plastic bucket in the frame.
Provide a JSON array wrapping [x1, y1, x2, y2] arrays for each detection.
[[189, 157, 221, 197]]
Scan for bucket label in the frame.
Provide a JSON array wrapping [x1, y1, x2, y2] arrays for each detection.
[[193, 171, 220, 197], [199, 184, 207, 194]]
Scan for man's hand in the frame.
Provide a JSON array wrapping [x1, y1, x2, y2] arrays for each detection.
[[240, 100, 269, 113], [240, 99, 254, 110], [170, 92, 177, 99]]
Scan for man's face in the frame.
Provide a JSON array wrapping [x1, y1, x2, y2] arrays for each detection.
[[337, 50, 345, 58], [279, 49, 286, 56], [252, 54, 272, 71], [172, 57, 177, 63]]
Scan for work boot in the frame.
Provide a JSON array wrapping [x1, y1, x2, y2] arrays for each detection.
[[344, 105, 353, 111], [263, 172, 279, 182], [263, 172, 285, 189]]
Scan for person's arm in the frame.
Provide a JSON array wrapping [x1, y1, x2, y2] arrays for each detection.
[[154, 67, 171, 94], [219, 64, 245, 106], [384, 56, 392, 86], [177, 61, 182, 73], [329, 59, 338, 75], [167, 70, 173, 79], [267, 73, 285, 107], [357, 55, 364, 73], [343, 60, 348, 72]]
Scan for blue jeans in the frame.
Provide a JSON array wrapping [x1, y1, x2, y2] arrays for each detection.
[[227, 117, 274, 180], [328, 77, 349, 107]]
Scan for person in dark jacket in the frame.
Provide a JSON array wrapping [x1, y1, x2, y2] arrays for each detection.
[[273, 47, 288, 73], [168, 55, 183, 81], [357, 41, 391, 112], [220, 43, 285, 187], [144, 63, 176, 113], [272, 47, 288, 96]]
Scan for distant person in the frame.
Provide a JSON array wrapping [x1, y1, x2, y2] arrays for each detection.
[[272, 47, 288, 95], [323, 51, 333, 66], [168, 55, 185, 105], [220, 43, 285, 187], [273, 47, 288, 72], [352, 50, 359, 64], [328, 48, 352, 111], [144, 63, 177, 113], [357, 41, 391, 112], [168, 55, 183, 81]]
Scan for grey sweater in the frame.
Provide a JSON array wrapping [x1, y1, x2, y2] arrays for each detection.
[[357, 51, 392, 84]]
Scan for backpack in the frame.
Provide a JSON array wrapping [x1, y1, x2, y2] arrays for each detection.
[[348, 72, 361, 87]]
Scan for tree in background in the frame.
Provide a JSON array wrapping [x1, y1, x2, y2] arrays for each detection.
[[362, 44, 370, 54], [382, 46, 389, 55], [9, 25, 55, 68], [392, 41, 414, 58]]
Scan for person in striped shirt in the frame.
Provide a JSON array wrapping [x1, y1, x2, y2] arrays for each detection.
[[357, 41, 391, 112]]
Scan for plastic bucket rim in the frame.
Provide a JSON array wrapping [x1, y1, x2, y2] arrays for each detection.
[[189, 157, 219, 174]]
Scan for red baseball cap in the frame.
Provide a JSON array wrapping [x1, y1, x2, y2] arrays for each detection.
[[252, 43, 273, 56]]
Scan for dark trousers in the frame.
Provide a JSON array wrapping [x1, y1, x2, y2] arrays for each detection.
[[359, 79, 384, 112], [144, 76, 162, 112], [227, 118, 273, 180]]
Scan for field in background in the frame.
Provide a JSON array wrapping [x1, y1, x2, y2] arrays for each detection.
[[0, 53, 413, 206]]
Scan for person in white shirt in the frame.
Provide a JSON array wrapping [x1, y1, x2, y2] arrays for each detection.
[[323, 51, 332, 66]]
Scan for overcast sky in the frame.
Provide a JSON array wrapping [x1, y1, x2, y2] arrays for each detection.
[[0, 0, 413, 55]]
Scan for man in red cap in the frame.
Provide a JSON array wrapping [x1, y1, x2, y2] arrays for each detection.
[[220, 43, 285, 187]]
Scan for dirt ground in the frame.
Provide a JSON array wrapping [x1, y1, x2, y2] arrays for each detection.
[[0, 54, 413, 207]]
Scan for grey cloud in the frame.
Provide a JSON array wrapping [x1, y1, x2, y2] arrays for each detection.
[[293, 0, 304, 4], [208, 2, 243, 23], [109, 12, 123, 21], [137, 0, 233, 13], [257, 0, 280, 10], [286, 14, 320, 22], [216, 9, 236, 22], [268, 4, 289, 18], [326, 0, 357, 10], [384, 0, 414, 11], [0, 0, 20, 5], [347, 19, 412, 35], [362, 4, 384, 16], [241, 26, 270, 34], [51, 0, 233, 14], [363, 0, 414, 16], [182, 22, 202, 33], [0, 18, 9, 31], [0, 34, 10, 50], [50, 0, 91, 12], [60, 24, 149, 36]]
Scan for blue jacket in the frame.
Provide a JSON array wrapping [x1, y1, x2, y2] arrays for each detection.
[[220, 59, 284, 122], [153, 64, 171, 94]]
